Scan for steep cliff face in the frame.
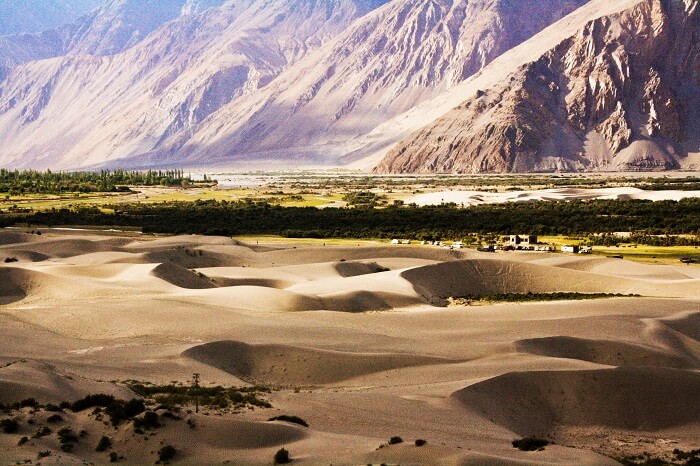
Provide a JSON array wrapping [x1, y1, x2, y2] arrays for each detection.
[[376, 0, 700, 173], [0, 0, 383, 169], [170, 0, 588, 166]]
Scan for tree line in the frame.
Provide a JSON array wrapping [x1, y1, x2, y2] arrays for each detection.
[[2, 198, 699, 240], [0, 169, 213, 195]]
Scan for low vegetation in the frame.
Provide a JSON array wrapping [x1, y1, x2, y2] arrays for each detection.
[[0, 418, 19, 433], [125, 382, 272, 410], [71, 395, 146, 426], [0, 169, 211, 195], [274, 448, 291, 464], [449, 292, 640, 306], [4, 198, 700, 240], [96, 435, 112, 452], [157, 445, 177, 462], [388, 436, 404, 445], [512, 437, 550, 451]]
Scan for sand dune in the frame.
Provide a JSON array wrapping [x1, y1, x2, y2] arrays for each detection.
[[532, 256, 695, 280], [516, 336, 698, 369], [168, 417, 308, 450], [183, 340, 458, 386], [660, 311, 700, 342], [0, 249, 50, 263], [256, 245, 469, 266], [453, 367, 700, 436], [0, 360, 134, 404], [150, 262, 217, 289], [1, 230, 699, 464], [0, 231, 40, 246], [401, 258, 700, 303], [401, 259, 631, 304]]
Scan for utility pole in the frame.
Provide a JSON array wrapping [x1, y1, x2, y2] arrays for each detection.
[[192, 373, 200, 414]]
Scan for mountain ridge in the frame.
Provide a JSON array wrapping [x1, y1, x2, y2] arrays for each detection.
[[375, 0, 700, 173]]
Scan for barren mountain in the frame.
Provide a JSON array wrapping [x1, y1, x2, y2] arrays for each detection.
[[0, 0, 584, 169], [146, 0, 588, 168], [376, 0, 700, 173], [0, 0, 386, 169]]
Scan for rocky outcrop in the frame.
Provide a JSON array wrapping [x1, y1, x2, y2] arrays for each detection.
[[376, 0, 700, 173]]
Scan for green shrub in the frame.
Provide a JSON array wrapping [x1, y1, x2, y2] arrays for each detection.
[[60, 443, 74, 453], [512, 437, 550, 451], [57, 427, 79, 444], [268, 415, 308, 427], [1, 418, 19, 433], [274, 448, 291, 464], [47, 414, 63, 423], [20, 398, 39, 409], [33, 426, 52, 438], [415, 439, 427, 447], [71, 394, 116, 412], [109, 451, 120, 462], [158, 445, 177, 462], [388, 436, 403, 445], [96, 436, 112, 452], [133, 411, 160, 430]]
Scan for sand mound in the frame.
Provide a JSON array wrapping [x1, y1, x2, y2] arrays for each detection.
[[11, 238, 115, 259], [184, 340, 456, 386], [335, 261, 389, 277], [401, 259, 632, 304], [0, 268, 32, 304], [196, 266, 304, 288], [533, 256, 694, 280], [258, 245, 469, 266], [171, 417, 307, 450], [131, 248, 243, 268], [323, 290, 420, 312], [516, 336, 697, 369], [0, 231, 39, 246], [660, 311, 700, 342], [211, 277, 296, 288], [0, 360, 135, 404], [0, 249, 50, 262], [124, 235, 241, 249], [150, 263, 217, 289], [453, 367, 700, 436]]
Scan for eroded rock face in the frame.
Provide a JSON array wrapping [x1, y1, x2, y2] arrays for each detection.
[[376, 0, 700, 173]]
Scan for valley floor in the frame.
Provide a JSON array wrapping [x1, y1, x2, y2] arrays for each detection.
[[0, 230, 698, 465]]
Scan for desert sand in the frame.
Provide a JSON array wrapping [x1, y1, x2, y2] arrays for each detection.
[[0, 229, 698, 465]]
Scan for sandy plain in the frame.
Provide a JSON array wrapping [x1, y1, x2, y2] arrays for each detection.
[[0, 229, 698, 465]]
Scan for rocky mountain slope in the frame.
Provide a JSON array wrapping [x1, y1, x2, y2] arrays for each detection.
[[0, 0, 584, 169], [376, 0, 700, 173], [136, 0, 588, 168], [0, 0, 386, 169]]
